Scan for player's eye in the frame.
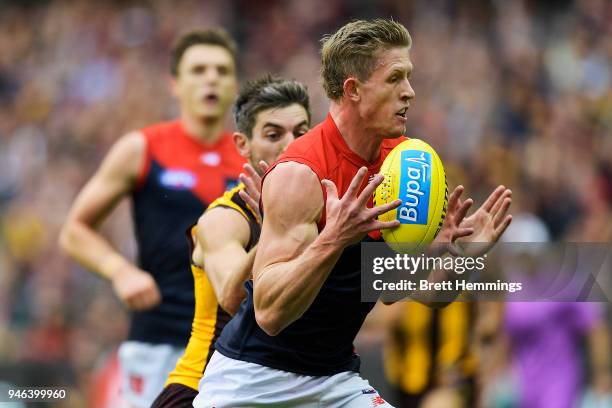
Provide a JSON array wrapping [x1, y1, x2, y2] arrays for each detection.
[[295, 128, 308, 138], [192, 65, 205, 75], [266, 132, 281, 141], [218, 66, 229, 76]]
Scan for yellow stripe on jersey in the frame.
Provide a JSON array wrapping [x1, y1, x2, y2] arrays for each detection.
[[165, 261, 227, 390], [165, 184, 258, 391], [208, 183, 251, 222], [384, 301, 473, 395]]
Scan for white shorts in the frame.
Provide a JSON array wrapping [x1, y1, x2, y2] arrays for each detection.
[[117, 341, 184, 408], [193, 351, 394, 408]]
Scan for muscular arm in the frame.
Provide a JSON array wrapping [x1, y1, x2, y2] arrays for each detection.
[[59, 132, 161, 310], [194, 207, 255, 316], [252, 163, 335, 336], [253, 163, 400, 336]]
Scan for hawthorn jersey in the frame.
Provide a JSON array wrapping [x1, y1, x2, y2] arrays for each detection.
[[130, 120, 244, 346], [165, 184, 260, 390], [215, 114, 406, 376]]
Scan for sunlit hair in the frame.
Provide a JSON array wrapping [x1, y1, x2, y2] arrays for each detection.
[[321, 19, 412, 100]]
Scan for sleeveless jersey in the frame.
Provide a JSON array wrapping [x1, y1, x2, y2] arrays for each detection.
[[130, 120, 245, 346], [165, 184, 260, 390], [215, 114, 406, 375]]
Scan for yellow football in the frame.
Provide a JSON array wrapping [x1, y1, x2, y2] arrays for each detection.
[[375, 139, 448, 253]]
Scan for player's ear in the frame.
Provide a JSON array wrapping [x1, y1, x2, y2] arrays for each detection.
[[232, 132, 251, 158], [343, 77, 360, 101]]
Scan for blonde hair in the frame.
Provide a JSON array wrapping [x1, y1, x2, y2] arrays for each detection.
[[321, 19, 412, 100]]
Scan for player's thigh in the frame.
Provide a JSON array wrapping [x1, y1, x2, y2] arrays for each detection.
[[321, 372, 395, 408], [118, 341, 184, 408]]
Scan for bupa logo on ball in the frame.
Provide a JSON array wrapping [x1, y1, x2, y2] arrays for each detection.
[[398, 150, 431, 224]]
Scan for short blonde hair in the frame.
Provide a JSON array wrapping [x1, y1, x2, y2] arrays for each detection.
[[321, 19, 412, 100]]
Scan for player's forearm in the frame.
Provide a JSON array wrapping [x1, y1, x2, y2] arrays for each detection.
[[253, 230, 343, 336], [217, 246, 257, 315], [59, 220, 129, 280]]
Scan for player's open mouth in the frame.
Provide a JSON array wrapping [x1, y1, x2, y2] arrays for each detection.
[[203, 94, 219, 103], [395, 107, 408, 121]]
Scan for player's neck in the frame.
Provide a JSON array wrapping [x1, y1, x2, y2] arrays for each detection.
[[330, 104, 382, 163], [181, 113, 225, 144]]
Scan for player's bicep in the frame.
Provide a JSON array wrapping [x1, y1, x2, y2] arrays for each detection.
[[66, 132, 145, 226], [253, 162, 323, 278]]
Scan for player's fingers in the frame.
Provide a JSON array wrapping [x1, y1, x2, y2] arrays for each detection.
[[143, 290, 161, 309], [369, 199, 402, 218], [239, 190, 260, 214], [239, 172, 260, 198], [259, 160, 270, 173], [344, 167, 368, 199], [122, 296, 136, 309], [357, 173, 384, 206], [371, 219, 401, 231], [321, 179, 339, 201], [239, 173, 257, 195], [244, 163, 262, 185], [453, 227, 474, 240], [127, 294, 144, 310], [491, 189, 512, 216], [494, 215, 513, 239], [454, 198, 474, 226], [493, 197, 512, 228], [482, 185, 506, 212], [447, 185, 464, 212]]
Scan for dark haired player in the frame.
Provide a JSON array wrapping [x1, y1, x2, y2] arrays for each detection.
[[60, 29, 243, 407], [195, 19, 512, 407], [150, 76, 311, 407]]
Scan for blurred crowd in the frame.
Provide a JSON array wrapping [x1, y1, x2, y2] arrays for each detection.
[[0, 0, 610, 406]]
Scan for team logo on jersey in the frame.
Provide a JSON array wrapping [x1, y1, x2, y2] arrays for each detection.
[[362, 389, 376, 394], [398, 150, 431, 225], [371, 395, 386, 407], [201, 152, 221, 166], [159, 169, 196, 189]]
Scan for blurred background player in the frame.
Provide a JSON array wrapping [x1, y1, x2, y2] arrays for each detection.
[[151, 76, 311, 408], [195, 18, 511, 407], [478, 215, 612, 408], [383, 301, 475, 407], [59, 29, 243, 407]]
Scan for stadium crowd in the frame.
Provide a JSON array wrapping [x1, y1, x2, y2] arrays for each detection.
[[0, 0, 610, 406]]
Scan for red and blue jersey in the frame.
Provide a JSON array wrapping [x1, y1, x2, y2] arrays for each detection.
[[130, 120, 244, 346], [215, 114, 406, 375]]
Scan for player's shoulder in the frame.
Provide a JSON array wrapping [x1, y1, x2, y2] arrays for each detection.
[[207, 184, 249, 218], [197, 189, 251, 245], [264, 162, 322, 219], [140, 119, 181, 140]]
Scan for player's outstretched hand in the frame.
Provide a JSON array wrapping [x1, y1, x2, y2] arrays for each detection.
[[321, 167, 401, 247], [434, 185, 474, 256], [238, 160, 269, 222], [456, 185, 513, 257], [111, 264, 162, 311]]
